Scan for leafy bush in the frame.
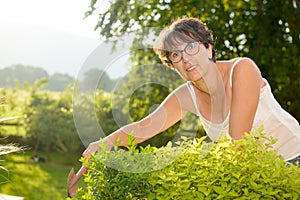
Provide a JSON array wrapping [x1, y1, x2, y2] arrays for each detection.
[[73, 129, 300, 199]]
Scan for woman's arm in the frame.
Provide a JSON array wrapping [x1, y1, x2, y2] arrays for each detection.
[[229, 57, 263, 140], [69, 85, 190, 197], [82, 84, 189, 158]]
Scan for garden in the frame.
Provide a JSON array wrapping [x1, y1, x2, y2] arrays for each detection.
[[1, 0, 300, 199]]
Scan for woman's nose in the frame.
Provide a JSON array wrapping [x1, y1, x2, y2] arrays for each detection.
[[181, 52, 192, 63]]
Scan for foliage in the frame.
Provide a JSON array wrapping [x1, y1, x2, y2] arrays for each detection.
[[110, 63, 187, 148], [0, 64, 74, 91], [0, 79, 83, 153], [24, 82, 82, 153], [74, 135, 155, 200], [85, 0, 300, 121], [0, 64, 49, 87], [94, 90, 119, 136], [0, 78, 152, 154], [0, 93, 22, 174], [72, 88, 119, 149], [74, 129, 300, 199], [149, 130, 300, 199], [80, 68, 117, 92], [0, 141, 21, 176], [0, 88, 29, 137], [43, 73, 74, 92]]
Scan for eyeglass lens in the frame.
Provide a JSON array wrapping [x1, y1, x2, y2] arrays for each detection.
[[169, 42, 200, 63]]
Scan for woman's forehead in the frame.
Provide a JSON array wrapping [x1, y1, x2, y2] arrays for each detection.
[[165, 32, 196, 50]]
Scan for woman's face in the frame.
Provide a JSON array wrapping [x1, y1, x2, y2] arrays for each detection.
[[170, 40, 213, 82]]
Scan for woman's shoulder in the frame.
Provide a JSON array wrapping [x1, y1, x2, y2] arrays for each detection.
[[223, 57, 258, 68], [218, 57, 258, 73], [161, 82, 197, 114], [168, 82, 195, 103], [231, 57, 261, 76], [171, 82, 191, 95], [229, 57, 263, 88]]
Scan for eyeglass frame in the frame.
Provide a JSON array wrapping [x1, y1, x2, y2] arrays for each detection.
[[168, 41, 202, 64]]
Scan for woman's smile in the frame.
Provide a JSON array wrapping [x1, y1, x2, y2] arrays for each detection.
[[186, 65, 197, 72]]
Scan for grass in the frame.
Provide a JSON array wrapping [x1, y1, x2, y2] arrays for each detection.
[[0, 150, 84, 200]]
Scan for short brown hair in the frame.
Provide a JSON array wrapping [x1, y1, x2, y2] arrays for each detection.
[[153, 17, 216, 68]]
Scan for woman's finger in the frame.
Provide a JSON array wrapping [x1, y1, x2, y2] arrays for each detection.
[[75, 166, 88, 180], [67, 168, 78, 198], [82, 148, 92, 160], [82, 143, 100, 159], [67, 183, 78, 198], [67, 168, 76, 186]]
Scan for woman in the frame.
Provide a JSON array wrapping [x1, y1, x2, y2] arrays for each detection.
[[68, 17, 300, 197]]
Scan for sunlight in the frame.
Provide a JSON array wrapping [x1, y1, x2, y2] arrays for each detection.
[[0, 0, 99, 39]]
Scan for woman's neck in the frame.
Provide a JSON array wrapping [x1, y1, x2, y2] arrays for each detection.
[[192, 61, 227, 94], [192, 61, 228, 122]]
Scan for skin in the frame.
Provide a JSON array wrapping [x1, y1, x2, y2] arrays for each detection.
[[67, 40, 265, 197], [82, 41, 265, 157]]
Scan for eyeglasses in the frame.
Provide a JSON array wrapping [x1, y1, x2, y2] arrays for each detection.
[[168, 41, 201, 63]]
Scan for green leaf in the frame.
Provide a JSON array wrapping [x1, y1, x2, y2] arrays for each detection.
[[198, 186, 210, 196], [213, 186, 225, 194]]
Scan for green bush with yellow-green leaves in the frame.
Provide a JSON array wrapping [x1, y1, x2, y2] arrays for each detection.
[[73, 128, 300, 199]]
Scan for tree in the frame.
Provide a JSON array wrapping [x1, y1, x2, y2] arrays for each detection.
[[0, 65, 75, 92], [110, 63, 188, 147], [0, 64, 49, 87], [81, 68, 116, 92], [44, 73, 74, 91], [24, 81, 82, 154], [85, 0, 300, 121]]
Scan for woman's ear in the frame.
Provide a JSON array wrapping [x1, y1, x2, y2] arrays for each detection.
[[207, 45, 213, 59]]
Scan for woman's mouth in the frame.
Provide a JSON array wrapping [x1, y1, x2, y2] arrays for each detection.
[[186, 65, 196, 72]]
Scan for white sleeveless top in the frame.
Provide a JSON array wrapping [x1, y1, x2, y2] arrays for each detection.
[[186, 59, 300, 160]]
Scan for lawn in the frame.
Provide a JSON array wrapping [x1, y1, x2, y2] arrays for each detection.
[[0, 150, 84, 200]]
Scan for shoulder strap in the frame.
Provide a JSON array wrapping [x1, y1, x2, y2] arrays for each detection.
[[229, 58, 243, 88]]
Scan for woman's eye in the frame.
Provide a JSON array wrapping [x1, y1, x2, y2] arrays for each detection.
[[171, 52, 179, 58], [187, 42, 196, 49]]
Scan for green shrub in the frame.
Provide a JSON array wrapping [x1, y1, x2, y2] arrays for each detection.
[[73, 129, 300, 199]]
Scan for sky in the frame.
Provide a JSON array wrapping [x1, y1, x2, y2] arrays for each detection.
[[0, 0, 129, 78]]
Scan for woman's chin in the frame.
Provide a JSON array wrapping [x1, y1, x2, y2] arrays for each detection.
[[187, 74, 203, 82], [180, 71, 203, 82]]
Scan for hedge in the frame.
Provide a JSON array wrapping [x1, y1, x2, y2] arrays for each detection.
[[72, 128, 300, 199]]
